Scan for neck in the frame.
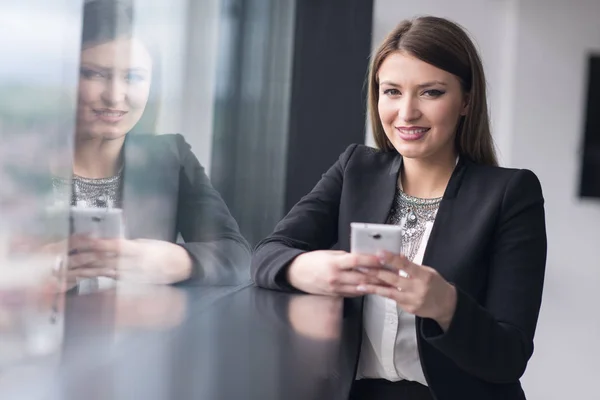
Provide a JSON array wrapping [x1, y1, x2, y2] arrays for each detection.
[[73, 135, 125, 179], [400, 150, 458, 199]]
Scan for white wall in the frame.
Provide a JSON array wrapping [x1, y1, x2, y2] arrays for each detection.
[[372, 1, 600, 399], [509, 1, 600, 398]]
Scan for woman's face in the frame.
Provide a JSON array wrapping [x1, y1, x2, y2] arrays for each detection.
[[377, 51, 468, 161], [76, 37, 153, 140]]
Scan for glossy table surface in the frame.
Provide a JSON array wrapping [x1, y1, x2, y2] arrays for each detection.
[[0, 283, 362, 400]]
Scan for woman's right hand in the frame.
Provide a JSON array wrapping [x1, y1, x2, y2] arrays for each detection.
[[286, 250, 386, 297]]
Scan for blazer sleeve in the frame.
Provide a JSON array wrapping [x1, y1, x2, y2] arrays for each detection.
[[174, 135, 251, 285], [421, 169, 547, 383], [251, 144, 358, 291]]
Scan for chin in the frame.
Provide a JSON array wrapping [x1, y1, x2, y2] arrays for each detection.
[[390, 140, 431, 159], [389, 134, 456, 162], [77, 130, 127, 141], [89, 123, 132, 139], [102, 129, 129, 139]]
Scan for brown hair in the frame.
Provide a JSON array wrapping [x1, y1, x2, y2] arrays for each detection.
[[368, 16, 498, 166]]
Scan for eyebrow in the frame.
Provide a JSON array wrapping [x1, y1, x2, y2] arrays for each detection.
[[80, 62, 150, 73], [379, 80, 447, 89]]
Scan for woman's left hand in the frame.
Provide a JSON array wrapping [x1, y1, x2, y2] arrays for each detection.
[[356, 251, 457, 331], [86, 238, 193, 285]]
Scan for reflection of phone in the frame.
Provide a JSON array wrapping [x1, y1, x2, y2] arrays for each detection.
[[350, 223, 402, 265], [69, 207, 124, 239]]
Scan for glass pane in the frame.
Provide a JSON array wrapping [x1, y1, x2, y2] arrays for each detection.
[[0, 0, 82, 379]]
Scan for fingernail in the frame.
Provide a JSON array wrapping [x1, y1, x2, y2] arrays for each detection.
[[399, 270, 409, 278], [356, 285, 367, 292], [357, 267, 370, 274], [376, 251, 386, 265]]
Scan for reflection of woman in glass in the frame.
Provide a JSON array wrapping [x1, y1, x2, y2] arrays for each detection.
[[52, 0, 250, 290]]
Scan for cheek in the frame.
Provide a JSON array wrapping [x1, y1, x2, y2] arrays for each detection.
[[77, 80, 103, 106], [377, 98, 396, 125], [128, 84, 151, 110], [426, 101, 462, 133]]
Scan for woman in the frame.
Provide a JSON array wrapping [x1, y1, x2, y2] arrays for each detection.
[[252, 16, 546, 400], [53, 0, 250, 290]]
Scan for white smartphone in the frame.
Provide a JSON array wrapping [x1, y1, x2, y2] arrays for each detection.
[[69, 207, 124, 239], [350, 222, 403, 262]]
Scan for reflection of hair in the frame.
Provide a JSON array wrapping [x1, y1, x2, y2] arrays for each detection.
[[81, 0, 134, 49], [80, 0, 160, 134], [368, 16, 498, 166]]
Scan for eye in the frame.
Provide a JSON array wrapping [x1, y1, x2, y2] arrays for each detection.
[[383, 88, 401, 96], [423, 89, 445, 98], [80, 68, 104, 79], [125, 72, 146, 83]]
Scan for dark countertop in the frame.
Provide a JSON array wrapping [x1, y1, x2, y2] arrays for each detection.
[[1, 283, 362, 400]]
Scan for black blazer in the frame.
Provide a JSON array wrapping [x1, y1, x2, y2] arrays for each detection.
[[251, 144, 547, 400], [120, 133, 251, 285]]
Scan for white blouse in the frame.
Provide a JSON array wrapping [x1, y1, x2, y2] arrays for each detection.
[[355, 210, 436, 385]]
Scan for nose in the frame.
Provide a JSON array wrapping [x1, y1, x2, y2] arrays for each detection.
[[397, 96, 421, 123], [101, 77, 127, 106]]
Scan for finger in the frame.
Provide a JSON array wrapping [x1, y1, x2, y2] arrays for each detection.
[[40, 239, 68, 254], [68, 234, 93, 254], [376, 251, 407, 270], [67, 267, 117, 280], [68, 252, 102, 269], [69, 252, 122, 271], [335, 285, 375, 297], [378, 251, 423, 279], [90, 239, 137, 256], [87, 238, 120, 254], [356, 284, 413, 302], [358, 267, 417, 291], [337, 253, 382, 270], [335, 271, 391, 287]]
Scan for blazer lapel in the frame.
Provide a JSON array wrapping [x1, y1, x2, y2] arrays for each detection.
[[351, 152, 402, 225], [120, 137, 151, 239], [421, 157, 470, 277], [120, 135, 179, 241]]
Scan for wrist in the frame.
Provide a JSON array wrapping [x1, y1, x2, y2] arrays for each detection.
[[286, 255, 304, 287], [172, 244, 193, 282], [286, 253, 314, 293]]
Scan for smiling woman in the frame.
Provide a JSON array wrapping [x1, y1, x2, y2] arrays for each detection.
[[376, 53, 468, 164], [50, 0, 250, 292], [77, 36, 153, 140], [252, 15, 547, 400]]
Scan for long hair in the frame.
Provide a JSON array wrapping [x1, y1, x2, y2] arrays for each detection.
[[80, 0, 160, 135], [368, 16, 498, 166]]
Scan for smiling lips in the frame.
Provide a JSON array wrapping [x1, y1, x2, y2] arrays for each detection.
[[395, 126, 430, 141], [94, 109, 128, 123]]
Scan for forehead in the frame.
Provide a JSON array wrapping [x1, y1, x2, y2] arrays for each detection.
[[377, 51, 457, 85], [80, 37, 152, 70]]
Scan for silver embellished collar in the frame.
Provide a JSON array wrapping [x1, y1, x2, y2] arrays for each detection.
[[52, 167, 123, 208], [387, 188, 441, 262], [386, 156, 458, 261]]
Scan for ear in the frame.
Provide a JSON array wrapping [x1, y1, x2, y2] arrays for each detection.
[[460, 93, 470, 116]]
